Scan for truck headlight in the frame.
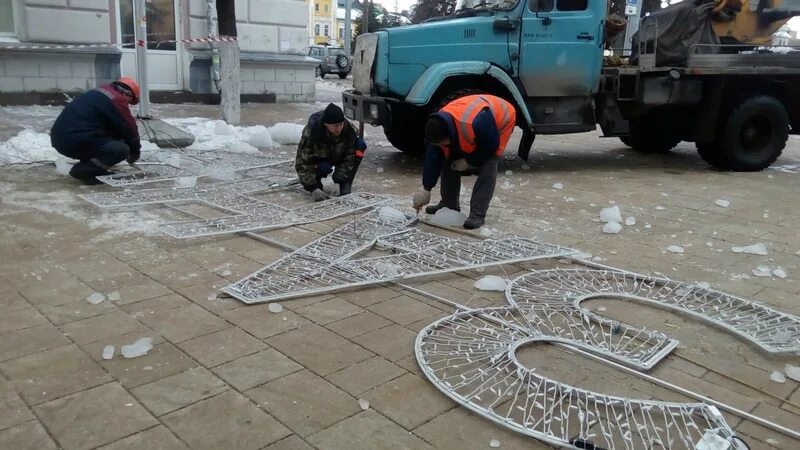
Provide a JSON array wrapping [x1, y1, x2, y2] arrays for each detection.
[[369, 104, 379, 120]]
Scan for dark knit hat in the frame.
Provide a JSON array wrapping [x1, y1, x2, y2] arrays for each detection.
[[322, 103, 345, 124], [424, 116, 449, 144]]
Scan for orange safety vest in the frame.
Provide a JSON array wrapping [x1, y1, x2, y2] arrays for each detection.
[[438, 94, 516, 159]]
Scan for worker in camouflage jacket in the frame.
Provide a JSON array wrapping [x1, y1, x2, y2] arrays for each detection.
[[295, 103, 366, 201]]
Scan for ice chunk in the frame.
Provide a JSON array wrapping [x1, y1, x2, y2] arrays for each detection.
[[731, 243, 768, 255], [772, 267, 787, 278], [490, 439, 501, 448], [564, 196, 576, 202], [268, 303, 284, 313], [221, 269, 232, 277], [625, 216, 636, 226], [785, 364, 800, 381], [358, 398, 370, 410], [695, 430, 730, 450], [214, 120, 235, 136], [667, 245, 685, 254], [429, 207, 466, 227], [54, 157, 72, 175], [86, 292, 106, 305], [241, 125, 273, 148], [376, 167, 384, 173], [121, 337, 154, 359], [207, 292, 218, 301], [655, 205, 666, 211], [644, 223, 652, 229], [375, 262, 402, 278], [107, 291, 121, 302], [378, 206, 406, 223], [101, 345, 115, 360], [602, 221, 622, 234], [714, 199, 730, 208], [599, 206, 622, 223], [552, 182, 564, 190], [770, 370, 786, 383], [474, 275, 508, 291], [268, 123, 304, 145], [766, 438, 780, 445], [752, 265, 772, 277], [696, 282, 711, 289], [479, 228, 493, 237], [174, 176, 197, 188], [504, 170, 513, 176]]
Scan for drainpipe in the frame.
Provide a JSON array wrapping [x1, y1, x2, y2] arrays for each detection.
[[208, 0, 222, 93]]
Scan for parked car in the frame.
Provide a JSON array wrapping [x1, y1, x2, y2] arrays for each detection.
[[308, 45, 352, 79]]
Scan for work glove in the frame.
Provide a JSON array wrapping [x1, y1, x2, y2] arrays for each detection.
[[355, 137, 367, 151], [412, 190, 431, 211], [316, 159, 333, 176], [450, 158, 470, 172], [332, 171, 349, 184], [311, 188, 328, 202]]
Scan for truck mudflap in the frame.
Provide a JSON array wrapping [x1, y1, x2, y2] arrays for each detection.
[[342, 90, 391, 126]]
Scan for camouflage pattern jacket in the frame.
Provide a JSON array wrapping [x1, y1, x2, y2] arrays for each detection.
[[295, 111, 361, 190]]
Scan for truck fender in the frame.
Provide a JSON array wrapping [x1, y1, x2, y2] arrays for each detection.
[[404, 61, 533, 128]]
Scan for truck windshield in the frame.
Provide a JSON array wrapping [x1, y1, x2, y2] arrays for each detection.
[[457, 0, 518, 10]]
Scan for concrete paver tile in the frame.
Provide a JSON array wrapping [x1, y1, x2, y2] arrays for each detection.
[[366, 295, 446, 326], [261, 435, 315, 450], [98, 341, 197, 388], [0, 420, 58, 450], [119, 293, 192, 317], [162, 391, 290, 450], [97, 425, 189, 450], [0, 291, 30, 312], [336, 286, 402, 308], [136, 304, 229, 343], [34, 382, 158, 450], [267, 324, 373, 376], [132, 367, 228, 416], [324, 311, 393, 339], [246, 370, 360, 437], [0, 344, 112, 405], [308, 410, 434, 450], [139, 261, 218, 290], [325, 357, 406, 396], [223, 306, 310, 340], [59, 309, 152, 345], [177, 327, 267, 368], [82, 273, 174, 306], [363, 373, 455, 430], [352, 324, 417, 363], [0, 389, 34, 431], [0, 323, 71, 363], [279, 293, 335, 310], [0, 307, 48, 334], [294, 297, 364, 325], [214, 348, 302, 391], [17, 279, 95, 308], [39, 298, 118, 326]]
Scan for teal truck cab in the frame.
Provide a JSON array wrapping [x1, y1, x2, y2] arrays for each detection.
[[342, 0, 800, 171]]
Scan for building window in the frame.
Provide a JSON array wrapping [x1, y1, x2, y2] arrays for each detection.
[[315, 3, 319, 11], [315, 24, 320, 36], [323, 24, 329, 37], [338, 27, 344, 40], [0, 0, 14, 35], [324, 5, 329, 12], [120, 0, 176, 50]]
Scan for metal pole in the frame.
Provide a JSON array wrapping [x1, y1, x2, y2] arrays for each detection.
[[207, 0, 221, 93], [362, 0, 370, 34], [344, 0, 352, 54], [133, 0, 150, 118]]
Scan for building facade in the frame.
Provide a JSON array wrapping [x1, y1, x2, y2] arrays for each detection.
[[312, 0, 336, 44], [0, 0, 317, 103]]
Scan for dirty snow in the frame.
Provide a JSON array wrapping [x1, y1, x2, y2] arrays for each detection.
[[602, 221, 622, 234], [268, 303, 284, 313], [714, 199, 730, 208], [102, 345, 115, 360], [667, 245, 685, 254], [770, 370, 786, 383], [429, 207, 466, 227], [625, 216, 636, 226], [0, 129, 59, 164], [599, 206, 622, 223], [86, 292, 106, 305], [121, 337, 154, 359], [474, 275, 508, 291], [731, 243, 768, 255]]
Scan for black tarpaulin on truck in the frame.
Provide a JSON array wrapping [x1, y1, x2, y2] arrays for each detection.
[[630, 0, 720, 67]]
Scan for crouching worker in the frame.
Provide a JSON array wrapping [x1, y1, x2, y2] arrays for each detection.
[[296, 103, 366, 201], [50, 77, 142, 185], [412, 94, 516, 229]]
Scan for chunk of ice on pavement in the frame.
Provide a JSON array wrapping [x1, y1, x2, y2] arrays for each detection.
[[599, 206, 622, 223], [504, 170, 513, 176], [479, 227, 493, 237], [378, 206, 406, 223], [695, 431, 730, 450], [376, 167, 384, 173], [241, 125, 274, 148], [358, 398, 370, 410], [696, 282, 711, 289], [102, 345, 115, 360], [221, 269, 232, 277], [268, 303, 284, 313], [644, 223, 652, 229], [752, 265, 772, 277], [731, 243, 768, 255], [714, 199, 730, 208], [602, 221, 622, 234], [474, 275, 508, 291], [625, 216, 636, 226], [552, 182, 564, 190], [86, 292, 106, 305], [121, 337, 154, 359], [174, 176, 197, 188], [207, 293, 218, 301], [766, 438, 780, 445], [785, 364, 800, 381], [655, 205, 666, 211], [107, 291, 120, 302], [268, 123, 304, 145], [667, 245, 685, 254], [772, 267, 787, 278], [429, 207, 466, 227], [490, 439, 501, 448], [770, 370, 786, 383], [375, 262, 401, 278]]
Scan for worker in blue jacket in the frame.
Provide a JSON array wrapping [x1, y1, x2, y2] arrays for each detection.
[[50, 77, 142, 185]]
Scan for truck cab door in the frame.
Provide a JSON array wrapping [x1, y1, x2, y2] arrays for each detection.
[[518, 0, 605, 98]]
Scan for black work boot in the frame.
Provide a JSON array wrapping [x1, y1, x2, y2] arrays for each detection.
[[338, 182, 352, 196], [425, 203, 460, 215], [463, 216, 484, 230], [69, 163, 110, 185]]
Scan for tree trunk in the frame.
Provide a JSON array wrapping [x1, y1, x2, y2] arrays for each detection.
[[216, 0, 240, 125]]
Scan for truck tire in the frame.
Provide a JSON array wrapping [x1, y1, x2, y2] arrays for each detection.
[[336, 54, 349, 70], [384, 104, 426, 156], [619, 117, 681, 154], [717, 95, 788, 171], [695, 141, 725, 168]]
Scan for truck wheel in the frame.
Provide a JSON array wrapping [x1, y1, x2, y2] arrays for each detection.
[[384, 104, 426, 156], [619, 118, 681, 154], [695, 141, 725, 168], [718, 95, 788, 171], [315, 66, 323, 78]]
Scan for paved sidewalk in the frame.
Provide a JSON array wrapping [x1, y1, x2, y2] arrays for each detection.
[[0, 102, 799, 449]]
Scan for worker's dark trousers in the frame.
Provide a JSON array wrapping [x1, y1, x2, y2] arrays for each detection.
[[308, 157, 363, 195], [438, 157, 498, 220], [64, 140, 130, 180]]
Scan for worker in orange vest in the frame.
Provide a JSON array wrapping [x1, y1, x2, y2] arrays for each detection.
[[412, 94, 516, 229]]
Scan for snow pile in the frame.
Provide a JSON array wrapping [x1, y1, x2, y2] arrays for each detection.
[[714, 199, 730, 208], [268, 122, 305, 145], [121, 337, 154, 358], [0, 129, 58, 164], [474, 275, 508, 291], [164, 118, 303, 152], [429, 207, 466, 227], [731, 243, 768, 255]]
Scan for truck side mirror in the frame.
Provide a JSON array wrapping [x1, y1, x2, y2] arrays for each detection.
[[493, 17, 519, 32]]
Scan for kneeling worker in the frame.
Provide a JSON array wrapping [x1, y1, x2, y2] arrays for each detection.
[[412, 94, 516, 229], [296, 103, 366, 201], [50, 77, 142, 185]]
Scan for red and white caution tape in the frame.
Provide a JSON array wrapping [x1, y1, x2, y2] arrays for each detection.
[[0, 35, 237, 51]]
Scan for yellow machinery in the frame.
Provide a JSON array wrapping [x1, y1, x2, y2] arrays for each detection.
[[712, 0, 800, 45]]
